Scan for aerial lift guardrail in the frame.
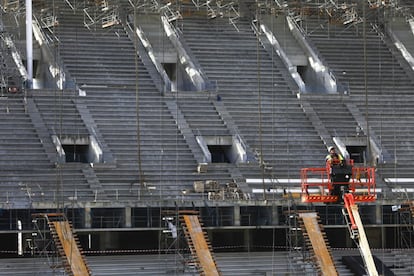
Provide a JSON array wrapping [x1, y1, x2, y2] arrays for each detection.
[[301, 160, 376, 203], [301, 160, 379, 276]]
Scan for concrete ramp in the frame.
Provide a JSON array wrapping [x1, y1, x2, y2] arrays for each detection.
[[298, 212, 338, 276], [182, 214, 220, 276]]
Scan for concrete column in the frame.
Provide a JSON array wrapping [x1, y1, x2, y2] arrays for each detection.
[[233, 206, 240, 226], [99, 231, 116, 251], [125, 207, 132, 228], [84, 207, 92, 228], [271, 205, 279, 225], [243, 229, 250, 252], [375, 204, 382, 224]]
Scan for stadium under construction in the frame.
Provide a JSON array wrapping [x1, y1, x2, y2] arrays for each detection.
[[1, 0, 414, 275]]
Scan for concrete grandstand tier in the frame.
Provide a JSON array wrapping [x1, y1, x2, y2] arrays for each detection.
[[37, 1, 238, 203], [301, 8, 414, 95], [179, 13, 326, 181], [0, 2, 413, 273]]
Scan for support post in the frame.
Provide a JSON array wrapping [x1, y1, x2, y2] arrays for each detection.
[[84, 207, 92, 228], [271, 205, 279, 225], [375, 204, 382, 224], [233, 205, 240, 226], [243, 229, 250, 252], [125, 207, 132, 228], [17, 220, 22, 256], [26, 0, 33, 88]]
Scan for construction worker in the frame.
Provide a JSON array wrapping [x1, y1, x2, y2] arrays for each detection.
[[326, 146, 349, 200], [326, 146, 344, 166]]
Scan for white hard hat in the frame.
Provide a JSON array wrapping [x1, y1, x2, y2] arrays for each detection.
[[328, 146, 335, 151]]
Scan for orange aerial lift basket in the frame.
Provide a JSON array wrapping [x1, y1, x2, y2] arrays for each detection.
[[301, 160, 376, 203]]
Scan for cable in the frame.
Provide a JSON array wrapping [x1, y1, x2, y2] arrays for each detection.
[[50, 0, 64, 213], [133, 3, 145, 191], [362, 1, 372, 170], [269, 3, 277, 274], [255, 1, 265, 201]]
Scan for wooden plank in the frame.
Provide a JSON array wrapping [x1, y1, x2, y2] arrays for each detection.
[[299, 212, 338, 276], [183, 215, 220, 276], [53, 221, 90, 276]]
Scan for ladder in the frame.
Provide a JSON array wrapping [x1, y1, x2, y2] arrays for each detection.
[[298, 212, 338, 276], [33, 213, 91, 276], [180, 212, 221, 276]]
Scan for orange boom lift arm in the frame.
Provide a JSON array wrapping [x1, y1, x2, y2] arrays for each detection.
[[300, 160, 379, 276]]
